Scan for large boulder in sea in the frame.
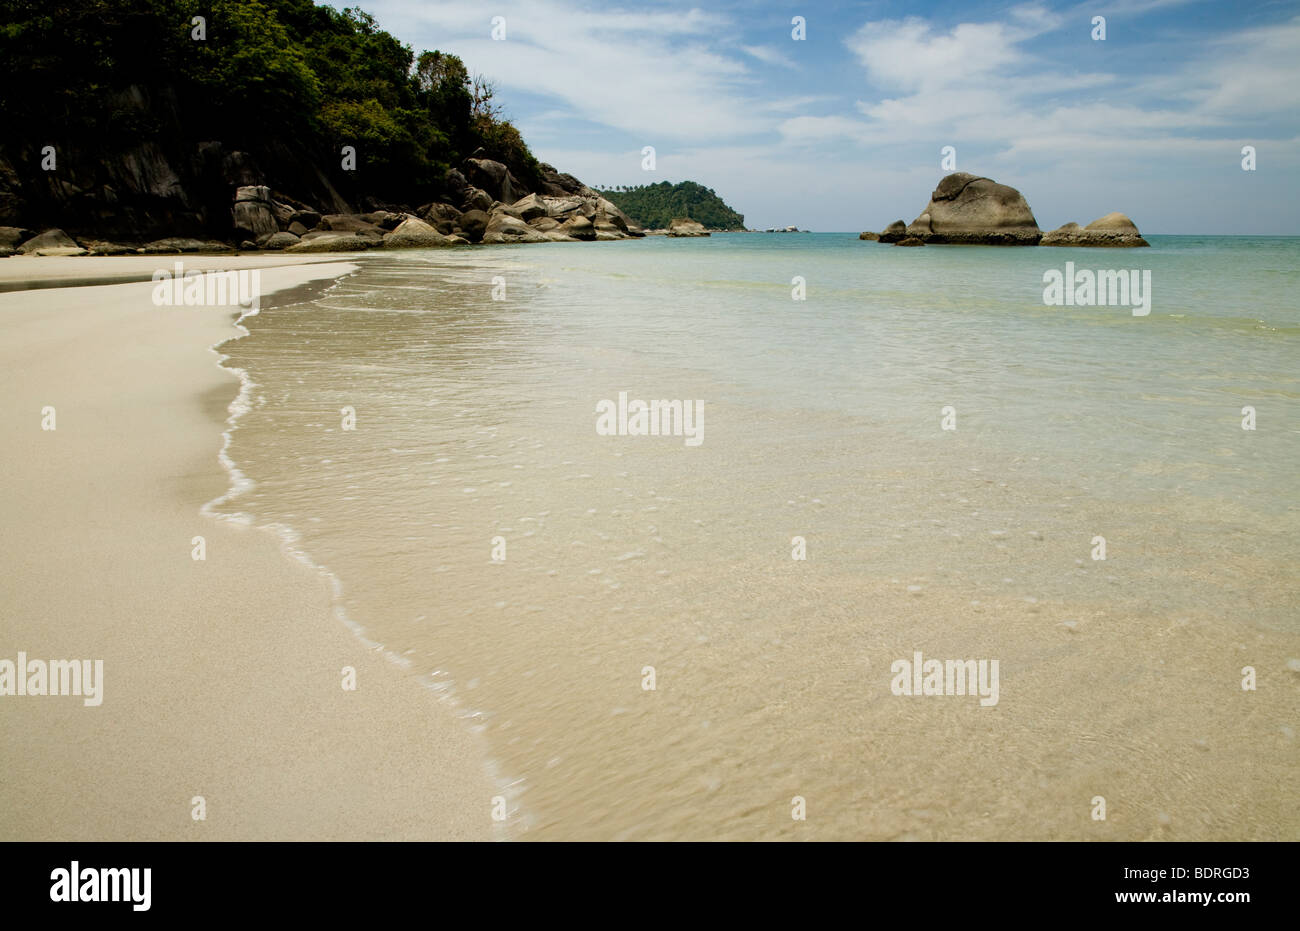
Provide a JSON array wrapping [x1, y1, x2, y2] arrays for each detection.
[[905, 172, 1041, 245], [1041, 212, 1149, 247]]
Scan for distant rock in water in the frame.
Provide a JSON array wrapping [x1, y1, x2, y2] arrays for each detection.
[[666, 218, 710, 238], [863, 175, 1146, 247], [1041, 212, 1150, 247], [906, 172, 1040, 245]]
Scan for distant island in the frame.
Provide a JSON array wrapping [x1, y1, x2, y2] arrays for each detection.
[[595, 181, 745, 232]]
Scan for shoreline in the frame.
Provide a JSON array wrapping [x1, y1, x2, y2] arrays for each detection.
[[0, 255, 497, 840]]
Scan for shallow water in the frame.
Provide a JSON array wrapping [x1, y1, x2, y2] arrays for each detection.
[[214, 234, 1299, 839]]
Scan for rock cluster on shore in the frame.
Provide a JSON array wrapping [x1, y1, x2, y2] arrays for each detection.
[[0, 155, 646, 257], [861, 173, 1148, 248]]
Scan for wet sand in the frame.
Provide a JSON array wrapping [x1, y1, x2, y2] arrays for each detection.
[[0, 256, 497, 840]]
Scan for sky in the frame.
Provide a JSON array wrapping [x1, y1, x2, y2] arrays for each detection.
[[327, 0, 1300, 233]]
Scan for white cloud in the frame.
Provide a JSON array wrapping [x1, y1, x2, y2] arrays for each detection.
[[741, 45, 797, 69], [354, 0, 767, 141]]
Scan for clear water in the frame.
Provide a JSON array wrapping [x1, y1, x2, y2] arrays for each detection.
[[214, 234, 1300, 840]]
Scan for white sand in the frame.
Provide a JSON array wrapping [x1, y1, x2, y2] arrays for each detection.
[[0, 257, 496, 840]]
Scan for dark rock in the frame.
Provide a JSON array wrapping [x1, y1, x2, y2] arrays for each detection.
[[232, 200, 278, 238], [319, 214, 383, 234], [878, 220, 907, 243], [0, 226, 34, 250], [563, 215, 597, 241], [284, 232, 380, 253], [511, 194, 549, 222], [895, 237, 926, 247], [258, 231, 301, 250], [461, 187, 493, 213], [456, 209, 489, 243], [289, 209, 322, 230], [464, 158, 524, 204]]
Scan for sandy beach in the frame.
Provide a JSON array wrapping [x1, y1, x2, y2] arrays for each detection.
[[0, 255, 496, 841]]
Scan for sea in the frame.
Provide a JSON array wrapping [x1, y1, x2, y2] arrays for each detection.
[[211, 233, 1300, 840]]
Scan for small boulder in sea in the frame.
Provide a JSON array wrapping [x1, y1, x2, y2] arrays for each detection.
[[878, 220, 907, 243], [18, 228, 86, 256], [859, 231, 880, 241], [1041, 212, 1150, 247], [895, 236, 926, 247]]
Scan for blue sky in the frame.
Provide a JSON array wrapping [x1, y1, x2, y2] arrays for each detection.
[[331, 0, 1300, 233]]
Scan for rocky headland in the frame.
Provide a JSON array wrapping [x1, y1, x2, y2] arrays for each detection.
[[0, 154, 645, 257]]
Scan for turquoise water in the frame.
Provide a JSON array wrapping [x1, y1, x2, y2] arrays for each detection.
[[217, 233, 1300, 839]]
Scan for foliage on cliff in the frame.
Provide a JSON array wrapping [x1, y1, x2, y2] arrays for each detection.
[[0, 0, 541, 206], [594, 181, 744, 230]]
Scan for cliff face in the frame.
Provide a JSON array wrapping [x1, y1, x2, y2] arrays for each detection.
[[0, 1, 556, 244], [0, 84, 354, 241]]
